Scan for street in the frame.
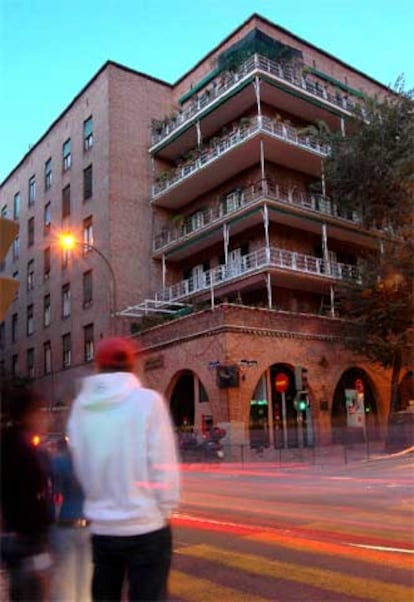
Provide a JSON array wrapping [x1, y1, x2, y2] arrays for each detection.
[[169, 455, 414, 601], [1, 455, 412, 601]]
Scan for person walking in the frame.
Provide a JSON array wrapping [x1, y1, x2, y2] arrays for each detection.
[[0, 386, 54, 601], [49, 436, 92, 602], [67, 337, 181, 602]]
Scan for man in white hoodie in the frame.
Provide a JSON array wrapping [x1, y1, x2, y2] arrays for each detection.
[[67, 337, 180, 601]]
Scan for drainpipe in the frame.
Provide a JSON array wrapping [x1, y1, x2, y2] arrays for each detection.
[[253, 75, 262, 117], [330, 284, 335, 317], [262, 203, 270, 263], [266, 272, 272, 309], [210, 273, 215, 310], [196, 120, 202, 148], [260, 140, 265, 181], [162, 254, 166, 288], [223, 223, 229, 265], [322, 222, 330, 275]]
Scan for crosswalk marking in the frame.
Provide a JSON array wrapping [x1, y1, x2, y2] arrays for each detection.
[[177, 544, 412, 602], [170, 570, 272, 602], [246, 531, 413, 570]]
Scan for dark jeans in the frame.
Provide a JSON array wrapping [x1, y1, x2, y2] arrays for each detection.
[[91, 525, 172, 601]]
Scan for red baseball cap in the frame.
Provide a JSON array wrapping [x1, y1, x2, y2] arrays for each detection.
[[95, 337, 140, 371]]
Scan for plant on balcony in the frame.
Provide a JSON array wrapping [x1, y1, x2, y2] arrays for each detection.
[[155, 171, 170, 185], [239, 116, 251, 129]]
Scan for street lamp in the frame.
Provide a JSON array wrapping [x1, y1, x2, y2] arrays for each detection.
[[59, 233, 118, 334]]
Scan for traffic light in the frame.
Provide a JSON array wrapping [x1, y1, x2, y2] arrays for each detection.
[[294, 366, 309, 391], [294, 391, 309, 412]]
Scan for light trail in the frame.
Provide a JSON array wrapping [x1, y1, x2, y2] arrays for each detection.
[[348, 542, 414, 554]]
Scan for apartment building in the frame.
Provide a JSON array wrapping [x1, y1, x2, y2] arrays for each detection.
[[1, 14, 409, 447]]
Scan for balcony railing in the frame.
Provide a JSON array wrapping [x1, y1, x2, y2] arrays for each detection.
[[151, 53, 356, 147], [153, 246, 360, 305], [153, 179, 361, 252], [152, 116, 329, 198]]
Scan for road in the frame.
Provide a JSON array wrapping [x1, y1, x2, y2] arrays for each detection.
[[169, 455, 414, 601]]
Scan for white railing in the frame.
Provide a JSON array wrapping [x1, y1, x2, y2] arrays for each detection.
[[152, 116, 328, 198], [153, 246, 360, 304], [153, 180, 361, 252], [151, 53, 356, 147]]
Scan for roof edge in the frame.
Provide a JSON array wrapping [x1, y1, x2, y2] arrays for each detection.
[[1, 61, 171, 187]]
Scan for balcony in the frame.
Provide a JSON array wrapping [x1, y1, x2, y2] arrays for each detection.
[[153, 179, 363, 257], [120, 246, 359, 317], [151, 54, 356, 152], [152, 116, 329, 208]]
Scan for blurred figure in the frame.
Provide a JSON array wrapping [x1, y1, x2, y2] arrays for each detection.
[[50, 436, 92, 602], [67, 337, 180, 602], [0, 386, 54, 601]]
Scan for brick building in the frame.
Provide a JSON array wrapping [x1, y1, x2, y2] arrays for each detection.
[[1, 14, 411, 447]]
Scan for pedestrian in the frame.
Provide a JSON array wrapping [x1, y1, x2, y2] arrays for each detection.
[[0, 385, 54, 601], [67, 336, 181, 602], [49, 436, 92, 602]]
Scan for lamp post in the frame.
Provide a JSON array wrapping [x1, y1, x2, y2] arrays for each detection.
[[59, 234, 118, 334]]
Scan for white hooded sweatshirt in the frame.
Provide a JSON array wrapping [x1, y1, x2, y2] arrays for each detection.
[[67, 372, 180, 536]]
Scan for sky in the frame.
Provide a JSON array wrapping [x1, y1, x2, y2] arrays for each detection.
[[1, 0, 413, 183]]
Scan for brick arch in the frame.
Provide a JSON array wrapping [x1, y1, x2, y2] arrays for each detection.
[[331, 366, 380, 443]]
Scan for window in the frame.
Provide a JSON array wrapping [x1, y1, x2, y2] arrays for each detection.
[[12, 270, 19, 300], [28, 175, 36, 205], [44, 294, 51, 327], [27, 259, 35, 291], [12, 354, 18, 377], [62, 333, 71, 368], [28, 217, 35, 247], [83, 270, 93, 306], [1, 205, 7, 217], [63, 138, 72, 171], [62, 184, 71, 218], [62, 244, 70, 268], [44, 201, 51, 234], [27, 304, 34, 336], [12, 236, 20, 261], [43, 341, 52, 375], [11, 313, 18, 342], [13, 192, 20, 219], [84, 323, 94, 362], [83, 116, 93, 151], [62, 283, 71, 318], [44, 158, 52, 190], [27, 348, 35, 378], [44, 246, 51, 279], [83, 165, 93, 200], [83, 216, 93, 251]]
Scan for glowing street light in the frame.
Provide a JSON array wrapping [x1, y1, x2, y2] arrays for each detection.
[[59, 233, 118, 334]]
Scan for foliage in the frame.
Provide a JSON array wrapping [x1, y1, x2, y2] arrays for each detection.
[[324, 77, 414, 234], [336, 239, 413, 369], [324, 78, 414, 416]]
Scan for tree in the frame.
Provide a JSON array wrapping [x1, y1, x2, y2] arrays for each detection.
[[323, 78, 414, 423]]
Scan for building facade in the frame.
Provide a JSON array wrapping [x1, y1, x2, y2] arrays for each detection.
[[1, 14, 411, 447]]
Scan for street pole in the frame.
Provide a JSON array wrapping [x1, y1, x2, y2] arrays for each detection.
[[83, 243, 118, 335]]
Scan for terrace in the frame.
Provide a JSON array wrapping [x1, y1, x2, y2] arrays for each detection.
[[151, 53, 357, 150]]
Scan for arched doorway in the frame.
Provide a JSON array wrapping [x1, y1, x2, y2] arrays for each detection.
[[170, 371, 194, 430], [249, 363, 314, 449], [331, 368, 378, 443], [398, 371, 414, 411], [169, 371, 211, 433]]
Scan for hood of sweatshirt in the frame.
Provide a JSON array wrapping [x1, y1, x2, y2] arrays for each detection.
[[75, 372, 142, 411]]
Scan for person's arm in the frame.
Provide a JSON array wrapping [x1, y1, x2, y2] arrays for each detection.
[[146, 392, 181, 519]]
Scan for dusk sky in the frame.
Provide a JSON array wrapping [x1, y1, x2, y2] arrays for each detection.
[[1, 0, 413, 183]]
